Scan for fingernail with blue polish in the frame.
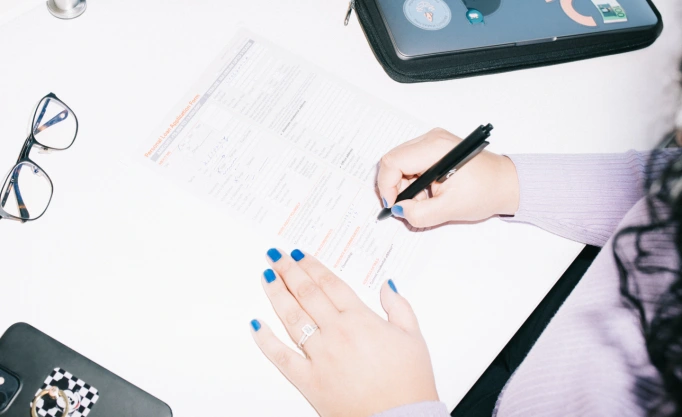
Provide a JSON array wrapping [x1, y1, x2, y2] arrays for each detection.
[[264, 269, 276, 283], [250, 319, 261, 332], [382, 197, 388, 208], [291, 249, 305, 262], [388, 279, 398, 294], [391, 205, 404, 218], [267, 248, 282, 262]]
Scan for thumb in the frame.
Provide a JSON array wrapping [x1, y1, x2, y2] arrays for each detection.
[[391, 195, 451, 228], [380, 279, 419, 334]]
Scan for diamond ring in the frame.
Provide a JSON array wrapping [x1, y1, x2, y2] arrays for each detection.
[[297, 324, 319, 350]]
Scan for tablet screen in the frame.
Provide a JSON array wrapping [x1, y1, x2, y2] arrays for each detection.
[[376, 0, 659, 58]]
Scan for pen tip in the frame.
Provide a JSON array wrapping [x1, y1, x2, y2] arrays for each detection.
[[377, 208, 392, 221]]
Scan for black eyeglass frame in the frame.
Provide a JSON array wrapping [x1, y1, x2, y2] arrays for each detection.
[[0, 92, 78, 222]]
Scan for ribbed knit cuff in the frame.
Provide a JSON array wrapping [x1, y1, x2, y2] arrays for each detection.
[[501, 150, 679, 247], [371, 401, 449, 417]]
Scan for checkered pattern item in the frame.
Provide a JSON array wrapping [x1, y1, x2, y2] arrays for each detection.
[[31, 368, 99, 417]]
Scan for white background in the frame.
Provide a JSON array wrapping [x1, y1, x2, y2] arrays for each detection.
[[0, 0, 680, 415]]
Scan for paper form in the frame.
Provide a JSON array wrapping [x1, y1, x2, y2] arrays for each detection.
[[140, 30, 427, 294]]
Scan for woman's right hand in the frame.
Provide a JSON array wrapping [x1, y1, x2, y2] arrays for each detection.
[[377, 128, 520, 228]]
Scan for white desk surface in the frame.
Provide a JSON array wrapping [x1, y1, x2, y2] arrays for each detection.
[[0, 1, 680, 415]]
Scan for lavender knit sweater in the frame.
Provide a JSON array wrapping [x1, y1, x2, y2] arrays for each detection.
[[373, 149, 681, 417]]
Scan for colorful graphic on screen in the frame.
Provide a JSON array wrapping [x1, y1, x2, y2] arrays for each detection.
[[466, 9, 485, 24], [403, 0, 452, 30], [546, 0, 596, 27], [546, 0, 627, 26], [591, 0, 628, 23]]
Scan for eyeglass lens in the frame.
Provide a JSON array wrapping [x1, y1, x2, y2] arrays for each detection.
[[0, 162, 52, 220], [32, 97, 77, 150]]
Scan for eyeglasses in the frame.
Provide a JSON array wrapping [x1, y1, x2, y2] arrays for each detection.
[[0, 93, 78, 222]]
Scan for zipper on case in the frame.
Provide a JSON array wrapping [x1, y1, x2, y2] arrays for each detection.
[[344, 0, 355, 26]]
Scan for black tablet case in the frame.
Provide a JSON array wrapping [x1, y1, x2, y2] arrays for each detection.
[[0, 323, 172, 417], [351, 0, 663, 83]]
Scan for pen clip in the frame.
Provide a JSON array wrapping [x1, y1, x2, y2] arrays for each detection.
[[436, 141, 489, 183]]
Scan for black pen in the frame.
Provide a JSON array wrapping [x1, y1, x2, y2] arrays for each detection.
[[377, 124, 494, 221]]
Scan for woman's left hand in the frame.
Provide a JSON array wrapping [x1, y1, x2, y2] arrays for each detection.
[[250, 248, 439, 417]]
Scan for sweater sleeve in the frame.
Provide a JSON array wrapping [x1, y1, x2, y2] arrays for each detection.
[[503, 149, 681, 247], [371, 401, 449, 417]]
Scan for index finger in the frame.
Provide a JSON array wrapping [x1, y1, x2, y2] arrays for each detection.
[[377, 129, 456, 206]]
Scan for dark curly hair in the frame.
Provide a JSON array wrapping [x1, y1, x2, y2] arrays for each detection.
[[614, 142, 682, 416]]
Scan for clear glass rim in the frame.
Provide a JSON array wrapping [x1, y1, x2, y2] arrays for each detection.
[[0, 160, 54, 222], [31, 94, 79, 151]]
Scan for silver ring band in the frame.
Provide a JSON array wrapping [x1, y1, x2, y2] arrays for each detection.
[[297, 324, 318, 349]]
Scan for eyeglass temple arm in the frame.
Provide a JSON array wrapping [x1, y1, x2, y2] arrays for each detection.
[[33, 98, 69, 134]]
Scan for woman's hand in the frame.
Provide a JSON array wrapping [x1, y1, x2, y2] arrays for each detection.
[[251, 248, 439, 417], [378, 128, 520, 228]]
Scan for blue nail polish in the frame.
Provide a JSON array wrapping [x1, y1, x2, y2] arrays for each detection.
[[291, 249, 305, 262], [267, 248, 282, 262], [264, 269, 276, 283], [382, 197, 388, 208], [388, 279, 398, 293], [250, 319, 261, 332], [391, 205, 404, 218]]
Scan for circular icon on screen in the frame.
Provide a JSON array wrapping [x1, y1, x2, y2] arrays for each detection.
[[466, 8, 484, 24], [403, 0, 452, 31]]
